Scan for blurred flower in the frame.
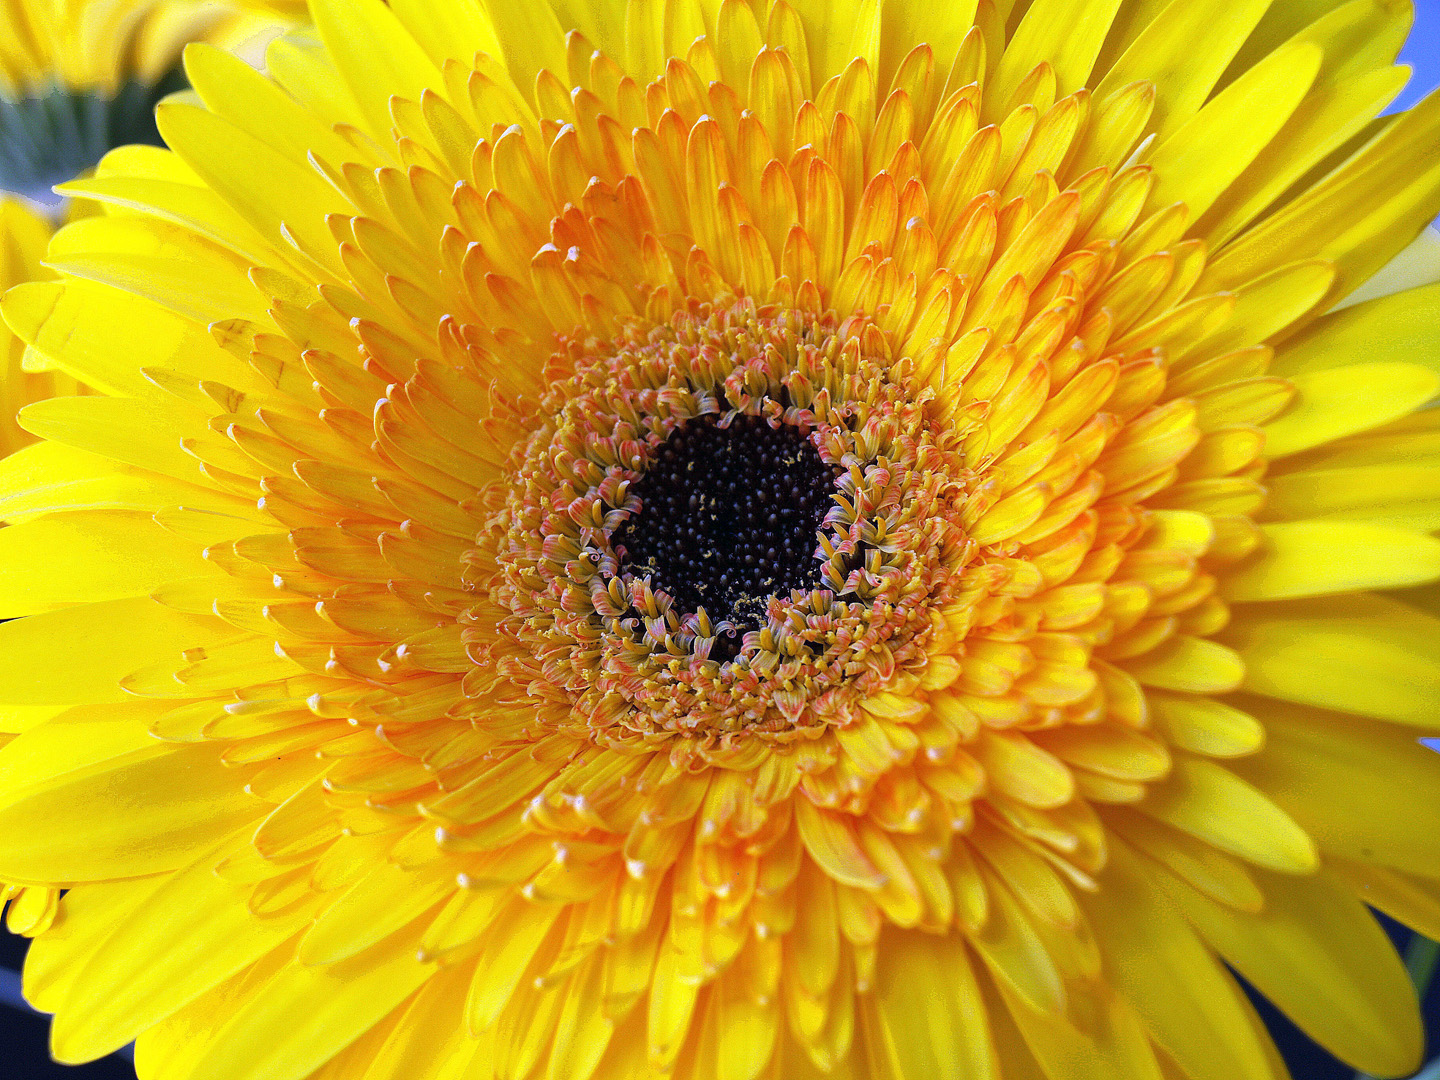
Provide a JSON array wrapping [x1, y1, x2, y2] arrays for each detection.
[[0, 0, 289, 207], [0, 0, 296, 940], [0, 0, 297, 449], [0, 1, 1438, 1079]]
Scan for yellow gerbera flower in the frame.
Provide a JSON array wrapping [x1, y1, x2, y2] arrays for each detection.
[[0, 0, 290, 207], [1, 0, 1439, 1077]]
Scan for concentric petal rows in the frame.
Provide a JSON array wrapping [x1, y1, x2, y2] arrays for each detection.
[[0, 1, 1436, 1080]]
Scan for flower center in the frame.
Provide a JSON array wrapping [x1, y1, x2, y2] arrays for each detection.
[[473, 298, 973, 745], [613, 414, 840, 661]]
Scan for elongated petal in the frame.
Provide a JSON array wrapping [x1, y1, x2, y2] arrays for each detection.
[[1225, 595, 1440, 727], [1085, 841, 1282, 1080], [0, 738, 263, 882], [169, 932, 434, 1080], [0, 511, 221, 614], [1136, 755, 1317, 873], [51, 850, 315, 1062], [1229, 698, 1440, 875], [0, 599, 229, 705], [1222, 522, 1440, 601], [1161, 863, 1423, 1079]]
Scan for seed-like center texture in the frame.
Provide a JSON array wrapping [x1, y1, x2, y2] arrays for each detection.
[[614, 414, 839, 660]]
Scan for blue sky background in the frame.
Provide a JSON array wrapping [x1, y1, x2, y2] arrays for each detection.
[[1394, 0, 1440, 109]]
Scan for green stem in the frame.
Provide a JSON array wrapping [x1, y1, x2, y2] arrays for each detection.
[[1407, 934, 1440, 997]]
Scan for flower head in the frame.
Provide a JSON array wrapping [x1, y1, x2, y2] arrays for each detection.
[[0, 0, 292, 206], [1, 1, 1439, 1079]]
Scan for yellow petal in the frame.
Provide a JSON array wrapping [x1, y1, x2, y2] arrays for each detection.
[[474, 0, 567, 111], [967, 864, 1066, 1019], [1273, 280, 1440, 378], [300, 862, 456, 966], [876, 0, 977, 90], [1137, 755, 1317, 873], [547, 950, 618, 1080], [168, 931, 433, 1080], [310, 0, 446, 138], [1199, 64, 1411, 248], [1263, 362, 1440, 458], [1281, 408, 1440, 473], [56, 173, 271, 269], [1190, 258, 1333, 360], [130, 941, 297, 1080], [1200, 87, 1440, 299], [870, 930, 996, 1080], [1122, 636, 1243, 693], [1264, 462, 1440, 527], [994, 976, 1163, 1080], [992, 0, 1124, 105], [970, 730, 1074, 809], [1028, 723, 1171, 782], [356, 963, 474, 1080], [46, 215, 267, 324], [391, 0, 502, 70], [1225, 595, 1440, 728], [1144, 42, 1321, 222], [794, 798, 887, 889], [973, 966, 1047, 1080], [465, 895, 565, 1031], [1147, 693, 1265, 758], [1229, 698, 1440, 876], [0, 441, 252, 524], [1197, 0, 1414, 241], [1106, 809, 1263, 912], [155, 102, 350, 277], [182, 42, 357, 175], [19, 395, 205, 483], [1221, 521, 1440, 601], [50, 850, 314, 1062], [1343, 224, 1440, 306], [0, 511, 221, 615], [0, 737, 263, 883], [0, 703, 68, 735], [1330, 856, 1440, 943], [1085, 841, 1282, 1080], [24, 874, 173, 1013], [0, 598, 229, 705], [1161, 862, 1423, 1079], [1091, 0, 1271, 137], [787, 0, 877, 88], [647, 939, 701, 1070], [2, 279, 257, 399]]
